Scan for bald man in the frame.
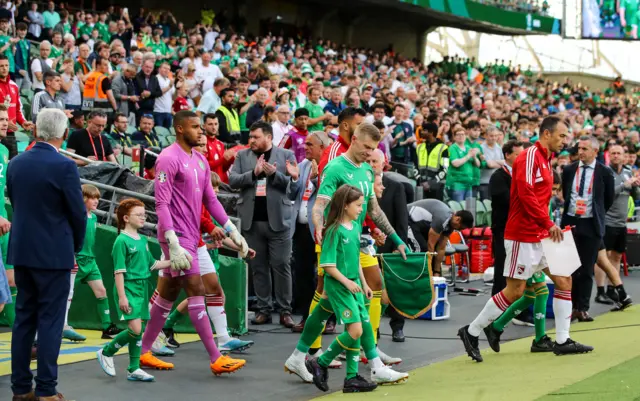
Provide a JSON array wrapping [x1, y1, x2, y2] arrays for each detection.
[[367, 149, 409, 342]]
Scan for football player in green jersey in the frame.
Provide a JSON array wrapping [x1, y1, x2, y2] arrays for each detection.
[[0, 104, 14, 326]]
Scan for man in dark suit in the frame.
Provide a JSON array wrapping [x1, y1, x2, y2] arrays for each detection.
[[8, 109, 86, 401], [368, 149, 409, 343], [562, 135, 615, 322], [489, 140, 524, 296], [228, 121, 300, 327]]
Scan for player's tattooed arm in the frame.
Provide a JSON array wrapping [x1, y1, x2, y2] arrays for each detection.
[[367, 196, 396, 236], [312, 197, 329, 242]]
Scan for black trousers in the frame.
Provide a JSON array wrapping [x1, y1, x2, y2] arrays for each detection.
[[388, 305, 405, 332], [292, 222, 317, 317], [566, 218, 601, 312], [11, 267, 70, 397], [491, 230, 507, 296]]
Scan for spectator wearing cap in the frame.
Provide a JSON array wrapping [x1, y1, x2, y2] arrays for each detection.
[[133, 58, 161, 125], [283, 108, 310, 163], [215, 87, 241, 144], [31, 70, 69, 123], [322, 87, 345, 119], [196, 77, 230, 117], [272, 104, 292, 148]]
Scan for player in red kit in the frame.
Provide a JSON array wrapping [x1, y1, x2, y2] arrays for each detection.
[[458, 115, 594, 362]]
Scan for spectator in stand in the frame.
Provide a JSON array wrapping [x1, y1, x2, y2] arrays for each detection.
[[153, 62, 176, 129], [66, 110, 117, 165], [13, 23, 29, 89], [272, 104, 292, 147], [172, 83, 191, 114], [108, 112, 133, 161], [69, 110, 85, 131], [287, 131, 329, 323], [285, 108, 310, 163], [31, 41, 53, 93], [110, 16, 133, 57], [197, 77, 230, 117], [196, 50, 223, 93], [479, 124, 505, 200], [202, 113, 235, 184], [466, 120, 486, 198], [31, 71, 69, 122], [246, 88, 269, 128], [261, 105, 276, 124], [0, 54, 32, 159], [42, 1, 60, 32], [389, 103, 415, 176], [323, 88, 344, 120], [447, 127, 480, 202], [111, 63, 138, 126], [304, 87, 332, 132], [81, 56, 117, 121], [131, 114, 161, 149], [74, 43, 92, 83], [27, 2, 43, 40], [134, 59, 161, 124], [215, 87, 240, 144], [229, 121, 299, 328], [60, 58, 84, 112], [416, 122, 448, 200]]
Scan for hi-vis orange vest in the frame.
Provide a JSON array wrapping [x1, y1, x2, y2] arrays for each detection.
[[82, 71, 110, 111]]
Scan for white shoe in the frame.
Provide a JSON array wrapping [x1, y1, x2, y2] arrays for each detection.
[[284, 354, 313, 383], [338, 351, 347, 361], [313, 348, 342, 368], [96, 349, 116, 377], [377, 347, 402, 366], [371, 365, 409, 385], [512, 318, 534, 327], [127, 368, 155, 382], [152, 338, 175, 356]]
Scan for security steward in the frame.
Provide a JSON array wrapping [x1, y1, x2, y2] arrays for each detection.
[[416, 122, 448, 200], [215, 87, 241, 145], [82, 56, 117, 126]]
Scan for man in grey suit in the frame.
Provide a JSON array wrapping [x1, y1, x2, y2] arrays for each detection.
[[229, 121, 300, 328], [287, 131, 330, 330], [111, 64, 139, 126]]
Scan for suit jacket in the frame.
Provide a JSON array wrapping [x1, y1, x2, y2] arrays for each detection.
[[7, 142, 86, 269], [378, 174, 409, 254], [134, 72, 162, 112], [112, 74, 135, 115], [561, 161, 615, 238], [489, 167, 511, 234], [288, 158, 318, 237], [229, 146, 300, 232]]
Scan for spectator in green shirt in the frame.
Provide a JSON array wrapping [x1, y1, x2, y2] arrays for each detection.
[[49, 31, 63, 60], [95, 11, 111, 43], [77, 13, 95, 40], [42, 1, 60, 30], [148, 29, 169, 67], [304, 87, 331, 131], [465, 119, 486, 197], [447, 127, 480, 202], [0, 18, 16, 74], [53, 9, 72, 36]]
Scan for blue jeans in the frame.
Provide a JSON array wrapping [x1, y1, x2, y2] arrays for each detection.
[[448, 187, 473, 202], [153, 112, 172, 129]]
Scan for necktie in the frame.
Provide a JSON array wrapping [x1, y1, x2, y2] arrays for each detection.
[[579, 165, 589, 197]]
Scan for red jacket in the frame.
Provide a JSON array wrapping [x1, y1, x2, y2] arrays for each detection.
[[198, 207, 216, 247], [504, 141, 555, 243], [203, 135, 233, 183], [0, 76, 25, 129], [318, 135, 377, 232]]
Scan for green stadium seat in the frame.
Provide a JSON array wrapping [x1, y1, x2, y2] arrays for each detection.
[[483, 199, 492, 227], [448, 200, 463, 213], [14, 131, 30, 143], [155, 126, 171, 138], [17, 141, 27, 153], [167, 135, 176, 145], [126, 125, 136, 134], [476, 200, 487, 226]]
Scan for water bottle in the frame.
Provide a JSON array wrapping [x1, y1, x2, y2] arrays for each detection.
[[360, 235, 375, 256]]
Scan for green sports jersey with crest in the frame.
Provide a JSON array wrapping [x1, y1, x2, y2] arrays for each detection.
[[77, 213, 97, 258], [112, 232, 157, 281], [0, 143, 8, 218], [319, 222, 361, 280], [317, 154, 375, 229]]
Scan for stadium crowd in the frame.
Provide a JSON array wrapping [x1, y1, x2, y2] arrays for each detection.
[[0, 1, 638, 399]]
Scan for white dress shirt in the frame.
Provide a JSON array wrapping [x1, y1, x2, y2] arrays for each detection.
[[568, 160, 596, 218]]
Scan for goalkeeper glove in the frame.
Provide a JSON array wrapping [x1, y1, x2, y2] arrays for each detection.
[[165, 230, 193, 271]]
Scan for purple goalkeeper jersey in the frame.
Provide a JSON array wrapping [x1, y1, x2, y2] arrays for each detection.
[[154, 143, 230, 249]]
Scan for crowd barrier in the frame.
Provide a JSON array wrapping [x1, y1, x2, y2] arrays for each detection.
[[0, 224, 249, 335]]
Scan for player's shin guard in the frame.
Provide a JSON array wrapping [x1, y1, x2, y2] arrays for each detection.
[[369, 291, 382, 345], [103, 328, 131, 357], [206, 294, 231, 344], [141, 294, 173, 354], [534, 286, 549, 341], [318, 331, 358, 368], [469, 292, 512, 337], [128, 329, 143, 373], [187, 296, 222, 363], [492, 290, 535, 331], [308, 291, 324, 350], [298, 297, 333, 353], [553, 290, 572, 344], [96, 297, 111, 330], [345, 339, 361, 380]]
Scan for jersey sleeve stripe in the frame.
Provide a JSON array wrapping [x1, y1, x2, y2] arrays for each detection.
[[319, 263, 336, 268], [525, 147, 537, 185], [114, 269, 127, 274], [317, 194, 332, 200], [329, 142, 340, 160]]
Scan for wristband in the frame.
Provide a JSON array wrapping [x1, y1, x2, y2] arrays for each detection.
[[223, 220, 237, 233], [389, 233, 405, 248]]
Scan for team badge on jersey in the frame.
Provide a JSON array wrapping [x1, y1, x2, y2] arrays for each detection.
[[342, 309, 352, 319], [157, 171, 167, 183], [199, 160, 206, 171]]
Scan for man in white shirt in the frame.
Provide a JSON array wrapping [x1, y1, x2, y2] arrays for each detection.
[[31, 41, 54, 92], [479, 125, 505, 200], [271, 104, 292, 147], [197, 77, 230, 117], [152, 62, 175, 129], [196, 51, 223, 93]]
